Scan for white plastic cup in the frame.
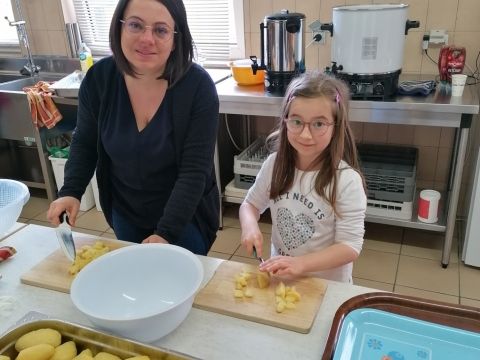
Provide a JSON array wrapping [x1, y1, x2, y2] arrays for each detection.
[[418, 190, 441, 223], [451, 74, 467, 97]]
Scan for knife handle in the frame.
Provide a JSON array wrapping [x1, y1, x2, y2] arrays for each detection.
[[59, 211, 70, 225]]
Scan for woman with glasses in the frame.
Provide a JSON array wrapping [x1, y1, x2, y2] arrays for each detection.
[[47, 0, 219, 255], [239, 72, 366, 282]]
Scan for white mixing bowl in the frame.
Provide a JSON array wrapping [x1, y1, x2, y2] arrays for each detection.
[[0, 179, 30, 236], [70, 243, 204, 342]]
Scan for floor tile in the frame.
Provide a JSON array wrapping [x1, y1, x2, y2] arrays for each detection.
[[460, 298, 480, 308], [233, 235, 271, 258], [222, 204, 241, 228], [27, 219, 55, 228], [363, 223, 403, 254], [210, 227, 241, 254], [207, 251, 230, 260], [396, 256, 459, 296], [394, 285, 459, 304], [352, 249, 399, 284], [353, 278, 394, 292], [401, 228, 459, 263], [230, 255, 259, 265], [20, 196, 50, 219], [74, 209, 109, 232], [71, 228, 103, 236], [459, 264, 480, 300], [100, 232, 117, 240]]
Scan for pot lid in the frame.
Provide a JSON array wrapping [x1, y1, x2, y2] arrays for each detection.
[[266, 9, 305, 20], [333, 4, 408, 11]]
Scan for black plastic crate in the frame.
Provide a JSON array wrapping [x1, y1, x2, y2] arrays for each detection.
[[357, 144, 417, 203]]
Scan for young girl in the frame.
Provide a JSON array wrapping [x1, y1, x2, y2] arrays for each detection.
[[239, 72, 366, 283]]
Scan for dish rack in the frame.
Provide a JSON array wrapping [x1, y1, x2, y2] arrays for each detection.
[[358, 144, 418, 220], [233, 137, 269, 189]]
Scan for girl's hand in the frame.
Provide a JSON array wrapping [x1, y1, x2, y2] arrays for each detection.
[[142, 234, 169, 244], [259, 255, 306, 278], [240, 228, 263, 258], [47, 196, 80, 227]]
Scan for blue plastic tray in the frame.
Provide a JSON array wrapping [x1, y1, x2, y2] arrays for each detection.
[[333, 308, 480, 360]]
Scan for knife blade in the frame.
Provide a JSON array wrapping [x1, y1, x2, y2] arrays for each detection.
[[252, 246, 264, 263], [56, 211, 76, 262]]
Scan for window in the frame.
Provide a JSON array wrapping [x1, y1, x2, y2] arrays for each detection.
[[0, 0, 20, 45], [72, 0, 244, 65]]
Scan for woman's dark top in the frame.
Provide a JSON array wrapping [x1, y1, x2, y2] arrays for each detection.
[[58, 56, 220, 250]]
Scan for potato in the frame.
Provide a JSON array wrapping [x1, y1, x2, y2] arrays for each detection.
[[69, 241, 110, 275], [243, 288, 253, 298], [0, 355, 10, 360], [72, 348, 93, 360], [51, 340, 77, 360], [93, 352, 121, 360], [125, 357, 151, 360], [15, 328, 61, 351], [275, 281, 285, 298], [16, 343, 55, 360], [256, 272, 270, 289]]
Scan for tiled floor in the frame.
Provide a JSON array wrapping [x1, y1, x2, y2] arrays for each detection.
[[17, 197, 480, 308]]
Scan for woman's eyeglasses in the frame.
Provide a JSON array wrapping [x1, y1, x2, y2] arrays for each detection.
[[120, 19, 177, 41], [285, 118, 334, 136]]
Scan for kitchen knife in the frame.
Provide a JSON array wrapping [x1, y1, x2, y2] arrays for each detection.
[[252, 246, 264, 263], [56, 211, 76, 262]]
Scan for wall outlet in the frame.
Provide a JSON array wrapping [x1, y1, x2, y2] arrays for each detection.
[[308, 20, 326, 45], [428, 29, 448, 45]]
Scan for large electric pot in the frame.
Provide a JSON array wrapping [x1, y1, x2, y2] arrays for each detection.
[[251, 9, 305, 94], [321, 4, 419, 74]]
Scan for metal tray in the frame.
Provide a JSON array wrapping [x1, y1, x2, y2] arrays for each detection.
[[0, 317, 196, 359], [49, 71, 84, 98], [322, 292, 480, 360]]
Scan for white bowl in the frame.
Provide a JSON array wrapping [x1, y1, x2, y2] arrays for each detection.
[[0, 179, 29, 236], [70, 243, 204, 342]]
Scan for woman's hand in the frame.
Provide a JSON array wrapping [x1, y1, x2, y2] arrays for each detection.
[[47, 196, 81, 226], [259, 255, 306, 278], [142, 234, 169, 244]]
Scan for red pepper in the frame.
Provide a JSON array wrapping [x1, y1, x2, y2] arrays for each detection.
[[0, 246, 16, 262]]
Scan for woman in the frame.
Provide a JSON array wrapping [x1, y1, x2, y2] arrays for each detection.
[[240, 72, 366, 282], [47, 0, 220, 255]]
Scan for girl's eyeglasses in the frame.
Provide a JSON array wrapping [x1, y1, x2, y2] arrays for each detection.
[[120, 19, 177, 41], [285, 118, 334, 136]]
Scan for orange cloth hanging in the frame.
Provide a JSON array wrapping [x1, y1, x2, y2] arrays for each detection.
[[23, 81, 63, 129]]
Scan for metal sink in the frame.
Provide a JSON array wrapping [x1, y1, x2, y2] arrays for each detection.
[[0, 73, 26, 83], [0, 74, 62, 92]]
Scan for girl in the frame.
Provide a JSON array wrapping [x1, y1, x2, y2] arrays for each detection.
[[239, 72, 366, 283]]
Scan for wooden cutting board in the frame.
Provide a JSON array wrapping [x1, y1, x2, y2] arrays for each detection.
[[193, 260, 328, 333], [21, 237, 131, 293]]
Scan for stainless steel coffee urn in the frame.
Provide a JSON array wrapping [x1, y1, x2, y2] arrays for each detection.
[[251, 10, 305, 94]]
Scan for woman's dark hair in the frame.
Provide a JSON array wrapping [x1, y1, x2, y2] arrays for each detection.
[[109, 0, 194, 86]]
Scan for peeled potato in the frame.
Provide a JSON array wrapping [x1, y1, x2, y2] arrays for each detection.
[[125, 356, 151, 360], [93, 352, 122, 360], [0, 355, 10, 360], [72, 348, 93, 360], [51, 340, 77, 360], [16, 343, 55, 360], [15, 328, 62, 351], [256, 272, 270, 289]]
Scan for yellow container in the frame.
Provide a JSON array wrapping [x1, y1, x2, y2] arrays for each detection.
[[230, 59, 265, 86]]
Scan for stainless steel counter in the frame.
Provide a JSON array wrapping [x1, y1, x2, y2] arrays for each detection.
[[216, 77, 479, 268]]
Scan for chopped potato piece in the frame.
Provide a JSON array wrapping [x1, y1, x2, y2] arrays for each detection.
[[0, 355, 10, 360], [275, 281, 286, 298], [69, 241, 110, 275], [256, 272, 270, 289], [234, 289, 244, 298], [243, 288, 253, 298]]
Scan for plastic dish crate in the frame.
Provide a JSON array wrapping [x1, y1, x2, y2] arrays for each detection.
[[49, 156, 95, 211], [234, 137, 269, 189], [358, 144, 417, 203]]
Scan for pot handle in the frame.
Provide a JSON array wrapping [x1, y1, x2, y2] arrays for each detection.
[[405, 20, 420, 35], [320, 22, 333, 36]]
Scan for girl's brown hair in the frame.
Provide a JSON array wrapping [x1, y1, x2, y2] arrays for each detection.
[[267, 71, 365, 215]]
